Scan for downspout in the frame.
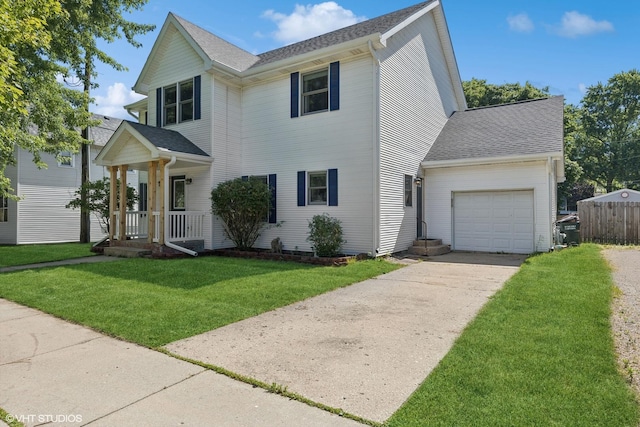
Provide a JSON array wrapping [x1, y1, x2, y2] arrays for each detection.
[[368, 40, 382, 256], [164, 156, 198, 257]]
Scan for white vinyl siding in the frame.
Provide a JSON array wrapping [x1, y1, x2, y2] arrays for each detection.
[[425, 161, 553, 253], [238, 56, 376, 254], [453, 190, 534, 254], [377, 11, 462, 255]]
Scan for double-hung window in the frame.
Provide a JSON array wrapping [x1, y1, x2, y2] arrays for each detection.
[[58, 151, 74, 168], [163, 79, 194, 126], [302, 70, 328, 114], [308, 171, 328, 204], [0, 196, 7, 222]]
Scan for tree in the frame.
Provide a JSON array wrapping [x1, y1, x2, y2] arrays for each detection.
[[210, 177, 272, 250], [66, 178, 137, 233], [463, 78, 550, 108], [574, 70, 640, 192], [0, 1, 93, 197]]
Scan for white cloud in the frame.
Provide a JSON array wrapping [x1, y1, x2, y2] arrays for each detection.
[[92, 83, 145, 119], [507, 13, 534, 33], [578, 83, 587, 93], [553, 11, 614, 38], [262, 2, 366, 45]]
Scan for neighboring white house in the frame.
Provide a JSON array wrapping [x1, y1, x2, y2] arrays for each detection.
[[96, 0, 564, 256], [0, 115, 139, 245], [579, 188, 640, 203]]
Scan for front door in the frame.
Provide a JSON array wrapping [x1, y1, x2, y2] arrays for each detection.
[[170, 176, 186, 239]]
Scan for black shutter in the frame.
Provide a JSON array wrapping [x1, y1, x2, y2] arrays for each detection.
[[268, 174, 277, 223], [297, 171, 306, 206], [328, 168, 338, 206], [194, 75, 201, 120], [291, 72, 300, 118], [329, 62, 340, 111], [156, 87, 162, 127]]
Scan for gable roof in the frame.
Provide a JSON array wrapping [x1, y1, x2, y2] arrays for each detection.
[[89, 115, 123, 146], [424, 96, 565, 164], [124, 121, 209, 157], [251, 1, 434, 69], [579, 188, 640, 203]]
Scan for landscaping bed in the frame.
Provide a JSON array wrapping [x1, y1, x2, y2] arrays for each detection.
[[208, 248, 366, 266]]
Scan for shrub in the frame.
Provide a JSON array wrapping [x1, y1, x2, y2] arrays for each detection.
[[210, 176, 271, 250], [307, 213, 345, 257]]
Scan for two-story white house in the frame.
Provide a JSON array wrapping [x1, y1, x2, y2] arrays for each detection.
[[96, 0, 564, 256]]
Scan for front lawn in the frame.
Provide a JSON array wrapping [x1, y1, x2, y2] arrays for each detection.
[[0, 256, 399, 347], [388, 244, 640, 426], [0, 243, 94, 268]]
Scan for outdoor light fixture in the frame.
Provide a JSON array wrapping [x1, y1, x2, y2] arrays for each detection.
[[414, 177, 423, 186], [186, 178, 193, 185]]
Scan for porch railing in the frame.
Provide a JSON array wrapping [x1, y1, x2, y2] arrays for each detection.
[[114, 211, 205, 242]]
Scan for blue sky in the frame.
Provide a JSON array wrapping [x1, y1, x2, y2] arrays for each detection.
[[91, 0, 640, 118]]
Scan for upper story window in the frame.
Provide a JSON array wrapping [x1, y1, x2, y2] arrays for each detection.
[[302, 70, 328, 114], [162, 77, 200, 126], [58, 151, 74, 168], [0, 196, 7, 222], [291, 62, 340, 118]]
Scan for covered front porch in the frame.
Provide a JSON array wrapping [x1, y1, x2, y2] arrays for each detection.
[[96, 121, 213, 256]]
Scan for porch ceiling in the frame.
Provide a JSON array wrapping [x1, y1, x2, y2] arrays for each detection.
[[95, 121, 212, 171]]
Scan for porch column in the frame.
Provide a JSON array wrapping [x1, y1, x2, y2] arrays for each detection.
[[109, 166, 117, 241], [158, 159, 166, 245], [118, 164, 128, 241], [147, 161, 157, 243]]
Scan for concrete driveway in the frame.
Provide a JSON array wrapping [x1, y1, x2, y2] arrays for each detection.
[[165, 252, 525, 423]]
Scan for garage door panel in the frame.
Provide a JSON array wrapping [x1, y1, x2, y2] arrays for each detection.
[[454, 191, 534, 254]]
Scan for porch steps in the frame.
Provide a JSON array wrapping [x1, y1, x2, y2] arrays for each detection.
[[408, 239, 451, 256], [103, 246, 152, 258]]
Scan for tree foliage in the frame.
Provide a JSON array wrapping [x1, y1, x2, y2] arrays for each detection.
[[307, 213, 345, 257], [66, 178, 137, 232], [0, 0, 154, 198], [574, 70, 640, 192], [463, 78, 550, 108], [210, 177, 272, 250]]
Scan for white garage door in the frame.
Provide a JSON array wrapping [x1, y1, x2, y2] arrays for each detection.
[[453, 190, 534, 254]]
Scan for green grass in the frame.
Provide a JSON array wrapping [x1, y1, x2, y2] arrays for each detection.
[[0, 243, 95, 267], [388, 244, 640, 427], [0, 256, 399, 347]]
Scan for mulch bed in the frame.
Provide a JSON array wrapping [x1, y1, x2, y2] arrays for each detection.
[[207, 248, 361, 266]]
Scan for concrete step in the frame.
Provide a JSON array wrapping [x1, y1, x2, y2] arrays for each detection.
[[103, 246, 152, 258], [407, 244, 451, 256], [412, 239, 443, 247]]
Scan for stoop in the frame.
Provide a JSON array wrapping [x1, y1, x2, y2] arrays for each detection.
[[103, 246, 152, 258], [408, 239, 451, 256]]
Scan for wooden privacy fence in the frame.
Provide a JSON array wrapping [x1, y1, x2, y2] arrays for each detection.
[[578, 201, 640, 244]]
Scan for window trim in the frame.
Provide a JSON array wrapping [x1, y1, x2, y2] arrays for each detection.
[[57, 151, 75, 168], [163, 78, 195, 126], [0, 195, 7, 222], [404, 174, 413, 207], [308, 171, 328, 205], [301, 68, 329, 115]]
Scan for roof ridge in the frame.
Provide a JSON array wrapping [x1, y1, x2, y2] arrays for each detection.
[[464, 95, 562, 112]]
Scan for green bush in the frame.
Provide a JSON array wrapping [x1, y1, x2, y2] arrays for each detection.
[[210, 177, 271, 250], [307, 213, 345, 257]]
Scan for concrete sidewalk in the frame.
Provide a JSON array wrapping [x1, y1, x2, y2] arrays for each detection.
[[0, 300, 361, 427], [166, 253, 525, 423]]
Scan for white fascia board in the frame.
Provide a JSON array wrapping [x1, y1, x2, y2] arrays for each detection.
[[156, 149, 213, 165], [239, 34, 383, 80], [124, 98, 148, 111], [380, 0, 440, 45], [421, 152, 564, 169]]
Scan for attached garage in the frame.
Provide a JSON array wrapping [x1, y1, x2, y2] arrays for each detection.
[[453, 190, 534, 254]]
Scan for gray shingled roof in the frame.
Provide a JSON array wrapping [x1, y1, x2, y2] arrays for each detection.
[[252, 1, 433, 68], [424, 96, 564, 163], [89, 115, 123, 146], [173, 1, 434, 72], [171, 13, 260, 72], [125, 121, 209, 157]]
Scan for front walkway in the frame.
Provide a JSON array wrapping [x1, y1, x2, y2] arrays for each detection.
[[165, 253, 525, 423], [0, 299, 361, 426]]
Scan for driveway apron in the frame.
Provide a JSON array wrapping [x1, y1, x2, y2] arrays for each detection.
[[165, 253, 525, 423]]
